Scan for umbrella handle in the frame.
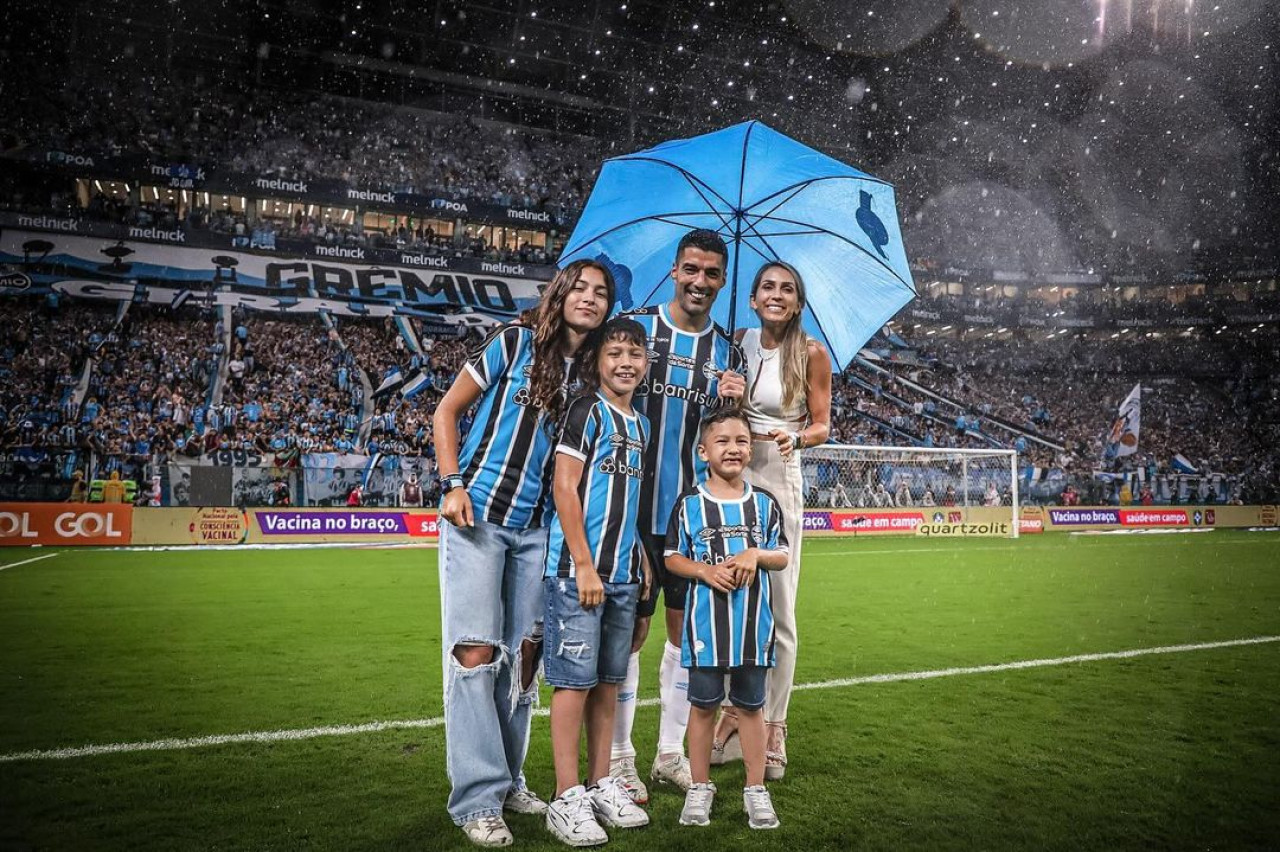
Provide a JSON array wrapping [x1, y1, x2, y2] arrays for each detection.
[[726, 233, 742, 344]]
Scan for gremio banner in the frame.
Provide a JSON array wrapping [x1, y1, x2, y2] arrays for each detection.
[[0, 228, 544, 318]]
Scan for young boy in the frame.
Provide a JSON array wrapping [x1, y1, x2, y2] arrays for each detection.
[[544, 317, 653, 847], [664, 408, 789, 830]]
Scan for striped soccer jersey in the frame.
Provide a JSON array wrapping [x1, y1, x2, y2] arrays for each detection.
[[623, 304, 743, 536], [665, 483, 789, 668], [457, 323, 576, 529], [546, 393, 650, 584]]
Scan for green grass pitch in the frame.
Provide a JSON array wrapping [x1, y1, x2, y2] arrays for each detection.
[[1, 531, 1278, 851]]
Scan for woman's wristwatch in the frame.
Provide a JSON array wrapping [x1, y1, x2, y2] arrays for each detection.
[[790, 431, 804, 451]]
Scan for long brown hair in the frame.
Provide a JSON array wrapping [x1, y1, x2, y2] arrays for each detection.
[[750, 260, 809, 411], [516, 259, 616, 423]]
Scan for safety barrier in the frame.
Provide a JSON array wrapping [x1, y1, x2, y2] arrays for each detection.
[[2, 504, 1274, 547]]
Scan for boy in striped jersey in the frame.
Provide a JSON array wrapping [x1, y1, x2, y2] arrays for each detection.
[[665, 408, 789, 830], [611, 229, 746, 800], [543, 318, 652, 847]]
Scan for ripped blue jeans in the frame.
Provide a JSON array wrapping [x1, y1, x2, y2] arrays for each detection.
[[543, 576, 640, 690], [439, 518, 547, 826]]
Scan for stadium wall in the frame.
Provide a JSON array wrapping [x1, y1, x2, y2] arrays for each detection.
[[2, 504, 1275, 547]]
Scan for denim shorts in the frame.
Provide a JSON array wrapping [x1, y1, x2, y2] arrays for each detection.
[[543, 576, 640, 690], [686, 665, 768, 711]]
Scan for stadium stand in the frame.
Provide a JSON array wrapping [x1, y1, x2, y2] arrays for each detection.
[[2, 58, 1276, 508]]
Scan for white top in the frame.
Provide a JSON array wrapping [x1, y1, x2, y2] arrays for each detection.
[[741, 328, 808, 435]]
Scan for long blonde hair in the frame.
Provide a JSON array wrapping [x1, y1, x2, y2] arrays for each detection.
[[750, 261, 809, 411]]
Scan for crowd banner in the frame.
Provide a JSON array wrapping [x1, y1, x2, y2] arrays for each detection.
[[0, 226, 547, 319], [0, 503, 132, 546], [799, 504, 1275, 537], [5, 503, 1276, 547], [799, 507, 1006, 536], [130, 507, 441, 545], [132, 507, 253, 546], [1036, 504, 1275, 531], [1019, 505, 1047, 534], [300, 454, 430, 507], [165, 454, 429, 508]]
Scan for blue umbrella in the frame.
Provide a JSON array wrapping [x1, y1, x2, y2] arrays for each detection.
[[558, 121, 916, 369]]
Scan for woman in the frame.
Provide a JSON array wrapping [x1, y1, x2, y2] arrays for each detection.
[[713, 261, 831, 782], [432, 260, 615, 847]]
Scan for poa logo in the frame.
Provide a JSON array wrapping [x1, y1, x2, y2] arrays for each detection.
[[431, 198, 470, 214], [46, 150, 96, 167]]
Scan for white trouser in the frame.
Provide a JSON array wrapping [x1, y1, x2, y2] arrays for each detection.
[[744, 439, 804, 724]]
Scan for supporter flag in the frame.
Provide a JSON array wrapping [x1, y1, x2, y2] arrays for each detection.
[[400, 369, 430, 399], [1104, 383, 1141, 459], [1171, 453, 1198, 474], [362, 452, 384, 490], [373, 366, 405, 399], [1022, 465, 1047, 483]]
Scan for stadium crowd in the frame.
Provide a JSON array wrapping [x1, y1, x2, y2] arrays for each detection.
[[5, 63, 1279, 503], [83, 304, 221, 466], [828, 330, 1279, 502], [11, 76, 601, 216], [215, 314, 366, 455], [5, 295, 1276, 505], [0, 300, 107, 450]]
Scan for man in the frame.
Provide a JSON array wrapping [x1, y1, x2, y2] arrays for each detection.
[[399, 472, 424, 507], [610, 229, 745, 802]]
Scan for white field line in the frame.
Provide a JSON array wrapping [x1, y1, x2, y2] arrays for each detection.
[[2, 634, 1276, 764], [0, 553, 59, 571]]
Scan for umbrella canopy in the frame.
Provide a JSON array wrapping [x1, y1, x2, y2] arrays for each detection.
[[558, 121, 917, 369]]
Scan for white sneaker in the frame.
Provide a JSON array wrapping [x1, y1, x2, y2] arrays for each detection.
[[462, 815, 513, 847], [678, 782, 717, 826], [743, 785, 780, 830], [609, 756, 649, 805], [545, 785, 608, 847], [591, 776, 650, 828], [504, 786, 548, 815], [650, 752, 693, 791]]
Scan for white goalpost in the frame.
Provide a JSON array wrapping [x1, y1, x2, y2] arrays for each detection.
[[799, 444, 1021, 538]]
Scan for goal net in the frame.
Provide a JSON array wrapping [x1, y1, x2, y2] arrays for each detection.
[[799, 445, 1020, 538]]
